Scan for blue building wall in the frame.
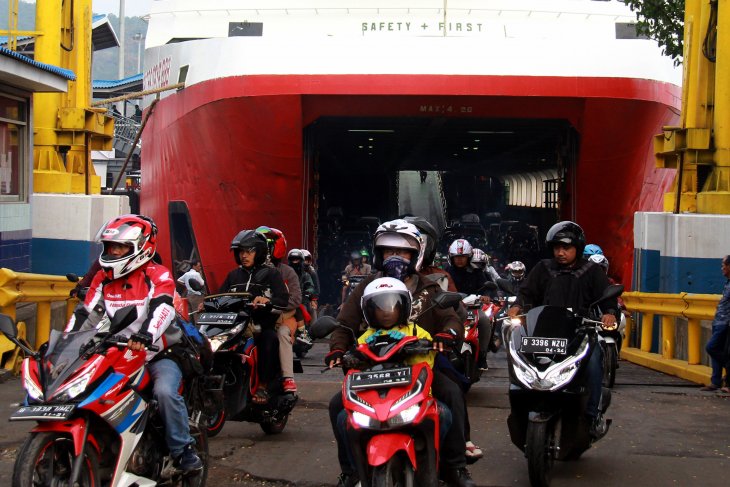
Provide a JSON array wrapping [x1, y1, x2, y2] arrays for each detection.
[[0, 228, 31, 272], [633, 248, 724, 294], [31, 238, 100, 277]]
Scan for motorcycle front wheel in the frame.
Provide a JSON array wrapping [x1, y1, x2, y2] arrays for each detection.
[[372, 454, 415, 487], [603, 344, 618, 388], [525, 420, 555, 487], [260, 414, 288, 434], [206, 409, 226, 438], [13, 432, 100, 487]]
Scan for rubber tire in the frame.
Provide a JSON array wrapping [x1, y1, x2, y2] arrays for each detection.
[[295, 348, 308, 359], [526, 421, 554, 487], [206, 409, 226, 438], [605, 345, 618, 388], [13, 432, 100, 487], [260, 414, 288, 435], [371, 455, 415, 487]]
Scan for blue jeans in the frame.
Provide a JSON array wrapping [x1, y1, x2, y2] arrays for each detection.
[[148, 358, 194, 457], [586, 344, 604, 418], [706, 324, 729, 387]]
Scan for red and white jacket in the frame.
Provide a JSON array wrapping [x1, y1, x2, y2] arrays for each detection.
[[66, 262, 180, 358]]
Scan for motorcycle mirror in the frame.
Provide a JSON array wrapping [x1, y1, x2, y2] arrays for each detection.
[[109, 306, 139, 334], [66, 273, 80, 282], [483, 281, 498, 291], [309, 315, 340, 339], [589, 284, 624, 308], [0, 314, 18, 339], [431, 291, 463, 309], [188, 279, 204, 292]]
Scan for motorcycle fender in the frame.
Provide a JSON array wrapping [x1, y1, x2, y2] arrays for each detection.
[[366, 432, 417, 468], [603, 336, 616, 345], [460, 342, 472, 354], [31, 419, 101, 457], [528, 411, 555, 424]]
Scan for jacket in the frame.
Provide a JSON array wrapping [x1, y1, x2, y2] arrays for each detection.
[[219, 265, 289, 328], [330, 271, 463, 353]]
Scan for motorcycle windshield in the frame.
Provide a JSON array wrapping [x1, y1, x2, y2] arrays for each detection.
[[525, 305, 577, 341], [42, 328, 99, 396]]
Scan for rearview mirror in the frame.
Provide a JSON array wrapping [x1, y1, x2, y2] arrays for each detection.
[[66, 273, 80, 283], [309, 315, 339, 340], [109, 306, 138, 334], [483, 281, 498, 292], [0, 314, 18, 339], [589, 284, 624, 308], [432, 291, 463, 310]]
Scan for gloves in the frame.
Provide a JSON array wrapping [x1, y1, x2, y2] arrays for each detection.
[[130, 330, 153, 347], [325, 349, 345, 367]]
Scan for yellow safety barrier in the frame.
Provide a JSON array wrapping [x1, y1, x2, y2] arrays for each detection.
[[622, 291, 718, 386], [0, 268, 78, 350]]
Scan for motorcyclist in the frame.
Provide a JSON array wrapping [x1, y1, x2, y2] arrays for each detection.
[[300, 248, 321, 314], [404, 215, 458, 292], [359, 248, 371, 267], [341, 250, 371, 304], [328, 219, 475, 487], [506, 260, 527, 284], [445, 239, 489, 300], [583, 243, 604, 257], [219, 230, 290, 403], [471, 248, 500, 282], [288, 248, 316, 344], [65, 214, 202, 472], [507, 221, 619, 438], [254, 226, 301, 394]]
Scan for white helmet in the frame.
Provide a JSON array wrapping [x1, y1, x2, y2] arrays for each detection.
[[300, 249, 312, 260], [471, 248, 488, 269], [361, 277, 412, 328], [448, 239, 473, 265], [372, 219, 424, 272], [588, 254, 609, 273], [506, 261, 526, 280]]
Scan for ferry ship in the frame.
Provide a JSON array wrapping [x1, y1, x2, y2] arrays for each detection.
[[140, 0, 681, 299]]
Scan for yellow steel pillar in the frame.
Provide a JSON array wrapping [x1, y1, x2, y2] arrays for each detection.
[[687, 318, 702, 364], [640, 313, 655, 352], [35, 302, 51, 349], [661, 315, 676, 359], [699, 0, 730, 212], [33, 0, 112, 195]]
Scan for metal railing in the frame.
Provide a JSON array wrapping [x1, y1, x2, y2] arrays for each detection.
[[622, 291, 718, 385], [0, 268, 77, 349], [106, 109, 143, 152]]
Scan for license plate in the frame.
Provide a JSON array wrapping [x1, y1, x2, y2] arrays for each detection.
[[10, 404, 75, 421], [197, 312, 237, 326], [350, 367, 412, 390], [520, 337, 568, 354], [466, 310, 476, 321]]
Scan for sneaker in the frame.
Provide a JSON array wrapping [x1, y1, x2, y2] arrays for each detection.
[[588, 415, 608, 439], [477, 353, 488, 371], [336, 472, 360, 487], [282, 377, 298, 393], [296, 330, 313, 346], [465, 441, 483, 464], [441, 467, 476, 487], [174, 444, 203, 473]]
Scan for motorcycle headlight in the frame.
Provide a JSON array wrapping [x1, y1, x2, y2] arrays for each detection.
[[543, 361, 580, 390], [387, 404, 421, 427], [352, 410, 379, 429], [209, 335, 230, 352], [53, 366, 96, 402], [23, 360, 43, 401], [511, 355, 538, 387]]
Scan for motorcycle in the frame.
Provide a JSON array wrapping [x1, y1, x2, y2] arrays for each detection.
[[0, 306, 210, 487], [311, 291, 462, 487], [196, 291, 298, 438], [341, 274, 368, 306], [502, 284, 623, 487]]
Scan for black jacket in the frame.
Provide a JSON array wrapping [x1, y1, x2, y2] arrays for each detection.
[[219, 265, 289, 328], [517, 258, 618, 317], [446, 264, 488, 295]]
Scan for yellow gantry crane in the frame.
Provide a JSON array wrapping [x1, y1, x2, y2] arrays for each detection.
[[656, 0, 730, 213], [2, 0, 113, 194]]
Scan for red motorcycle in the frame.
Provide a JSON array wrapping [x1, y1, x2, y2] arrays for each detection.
[[312, 319, 445, 487]]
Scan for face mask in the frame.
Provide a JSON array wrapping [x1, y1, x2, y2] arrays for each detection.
[[383, 255, 411, 281]]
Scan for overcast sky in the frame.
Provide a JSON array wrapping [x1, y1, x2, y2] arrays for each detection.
[[93, 0, 152, 17]]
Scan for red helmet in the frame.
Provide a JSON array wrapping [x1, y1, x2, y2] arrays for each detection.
[[255, 226, 287, 263], [96, 214, 157, 279]]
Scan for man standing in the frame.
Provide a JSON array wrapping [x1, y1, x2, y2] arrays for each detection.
[[702, 255, 730, 392], [177, 260, 205, 312]]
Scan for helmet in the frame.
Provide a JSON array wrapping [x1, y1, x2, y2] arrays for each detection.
[[588, 254, 609, 273], [403, 216, 439, 266], [583, 243, 604, 256], [288, 248, 305, 263], [301, 249, 312, 261], [360, 249, 370, 260], [350, 250, 363, 263], [448, 239, 473, 265], [471, 248, 488, 269], [97, 214, 157, 279], [231, 230, 269, 267], [372, 219, 424, 272], [361, 277, 412, 329], [506, 261, 526, 280], [255, 226, 287, 263], [545, 221, 586, 255]]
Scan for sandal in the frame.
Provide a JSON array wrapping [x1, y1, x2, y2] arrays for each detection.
[[252, 389, 270, 405], [465, 441, 483, 463]]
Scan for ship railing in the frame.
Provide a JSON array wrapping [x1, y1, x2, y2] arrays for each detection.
[[0, 268, 78, 356], [622, 291, 718, 386], [106, 109, 143, 151]]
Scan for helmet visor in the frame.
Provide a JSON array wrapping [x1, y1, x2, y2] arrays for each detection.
[[363, 292, 409, 328]]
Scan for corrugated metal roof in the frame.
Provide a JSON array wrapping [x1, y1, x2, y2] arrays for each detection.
[[0, 46, 76, 81], [93, 73, 143, 89]]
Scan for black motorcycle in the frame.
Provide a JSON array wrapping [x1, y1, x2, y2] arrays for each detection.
[[197, 291, 298, 437], [503, 284, 623, 487]]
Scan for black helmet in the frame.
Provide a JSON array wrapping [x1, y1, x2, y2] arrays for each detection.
[[350, 250, 362, 263], [404, 216, 439, 266], [545, 221, 586, 255], [288, 248, 305, 263], [230, 230, 268, 267]]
